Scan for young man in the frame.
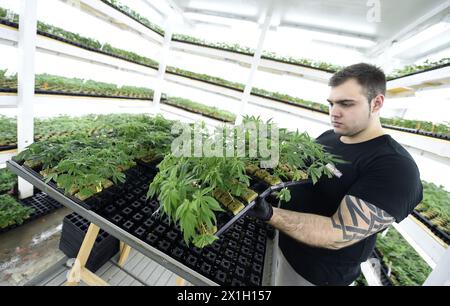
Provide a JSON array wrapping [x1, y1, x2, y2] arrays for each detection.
[[248, 63, 423, 286]]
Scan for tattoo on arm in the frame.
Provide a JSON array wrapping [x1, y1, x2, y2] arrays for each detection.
[[331, 195, 394, 245]]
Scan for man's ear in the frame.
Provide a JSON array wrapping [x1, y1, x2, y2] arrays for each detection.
[[371, 94, 384, 114]]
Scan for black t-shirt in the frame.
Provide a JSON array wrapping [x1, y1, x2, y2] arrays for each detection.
[[279, 130, 423, 286]]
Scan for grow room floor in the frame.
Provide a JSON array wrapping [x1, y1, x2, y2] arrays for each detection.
[[0, 207, 71, 286], [0, 205, 184, 286], [28, 248, 185, 286]]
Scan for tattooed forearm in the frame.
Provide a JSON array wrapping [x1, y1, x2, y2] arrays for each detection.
[[331, 195, 394, 246], [271, 211, 305, 233], [267, 196, 394, 250], [269, 208, 336, 249]]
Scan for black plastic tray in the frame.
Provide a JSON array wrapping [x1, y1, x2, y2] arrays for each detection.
[[90, 165, 270, 285], [411, 210, 450, 245], [16, 156, 304, 239], [0, 144, 17, 151], [371, 248, 394, 286]]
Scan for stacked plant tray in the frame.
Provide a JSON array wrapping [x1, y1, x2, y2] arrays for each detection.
[[411, 211, 450, 246], [59, 212, 120, 273]]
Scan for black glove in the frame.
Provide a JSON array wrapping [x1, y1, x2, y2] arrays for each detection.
[[246, 196, 273, 221]]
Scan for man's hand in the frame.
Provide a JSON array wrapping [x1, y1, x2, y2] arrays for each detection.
[[246, 196, 273, 221]]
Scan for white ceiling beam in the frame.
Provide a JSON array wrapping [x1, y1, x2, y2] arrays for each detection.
[[141, 0, 166, 18], [311, 39, 368, 53], [407, 41, 450, 63], [280, 21, 376, 43], [367, 1, 450, 58], [181, 7, 377, 44], [191, 20, 232, 29], [182, 7, 258, 24], [165, 0, 195, 28]]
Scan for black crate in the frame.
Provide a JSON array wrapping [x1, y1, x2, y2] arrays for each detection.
[[59, 213, 119, 272]]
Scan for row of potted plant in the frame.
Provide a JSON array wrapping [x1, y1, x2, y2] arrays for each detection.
[[388, 58, 450, 80], [14, 114, 176, 200], [164, 96, 236, 122], [0, 194, 34, 229], [380, 117, 450, 136], [0, 114, 172, 231], [0, 167, 16, 195], [414, 181, 450, 235], [166, 67, 329, 113], [0, 70, 154, 99], [355, 226, 433, 286], [100, 0, 165, 36], [375, 227, 432, 286], [0, 114, 16, 147], [0, 97, 233, 155], [0, 7, 159, 70], [0, 167, 29, 230], [172, 34, 343, 72]]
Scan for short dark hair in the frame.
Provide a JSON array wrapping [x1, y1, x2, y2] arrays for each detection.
[[328, 63, 386, 103]]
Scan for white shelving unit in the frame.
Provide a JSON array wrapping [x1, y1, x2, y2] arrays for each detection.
[[162, 70, 450, 162], [387, 65, 450, 98], [394, 216, 447, 268], [0, 94, 17, 107], [0, 25, 158, 79], [170, 39, 333, 84]]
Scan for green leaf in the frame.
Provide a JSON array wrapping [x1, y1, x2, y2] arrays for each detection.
[[204, 196, 224, 212], [193, 234, 219, 248], [277, 188, 291, 202]]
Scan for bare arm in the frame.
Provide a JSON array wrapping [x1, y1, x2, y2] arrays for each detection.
[[268, 195, 395, 250]]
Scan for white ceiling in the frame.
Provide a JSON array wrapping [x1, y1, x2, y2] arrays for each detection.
[[168, 0, 450, 61]]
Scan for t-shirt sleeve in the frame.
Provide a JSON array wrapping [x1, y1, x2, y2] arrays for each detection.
[[347, 155, 423, 222]]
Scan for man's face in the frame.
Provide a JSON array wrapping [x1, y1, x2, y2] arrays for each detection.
[[327, 79, 372, 137]]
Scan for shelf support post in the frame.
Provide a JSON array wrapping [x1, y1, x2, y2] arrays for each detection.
[[235, 5, 273, 125], [153, 14, 173, 111], [424, 245, 450, 286], [17, 0, 38, 199]]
